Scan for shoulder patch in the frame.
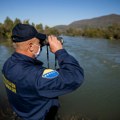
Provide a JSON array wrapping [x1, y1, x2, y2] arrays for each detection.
[[42, 69, 59, 79]]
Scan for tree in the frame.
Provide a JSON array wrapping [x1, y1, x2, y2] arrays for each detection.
[[104, 24, 120, 40], [44, 25, 50, 35], [14, 18, 21, 26], [23, 19, 29, 24], [48, 28, 60, 35], [65, 28, 82, 36], [3, 17, 13, 39], [66, 28, 75, 36], [0, 23, 4, 39], [35, 23, 44, 33], [32, 22, 35, 27]]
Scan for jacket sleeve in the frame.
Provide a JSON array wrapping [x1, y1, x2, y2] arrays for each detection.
[[35, 49, 84, 98]]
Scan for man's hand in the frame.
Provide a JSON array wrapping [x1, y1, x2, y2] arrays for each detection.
[[48, 35, 63, 53]]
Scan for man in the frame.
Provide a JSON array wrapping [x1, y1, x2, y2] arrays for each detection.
[[2, 23, 84, 120]]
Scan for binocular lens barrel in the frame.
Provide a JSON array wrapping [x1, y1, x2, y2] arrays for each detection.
[[41, 36, 63, 46]]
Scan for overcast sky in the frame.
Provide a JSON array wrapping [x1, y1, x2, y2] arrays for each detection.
[[0, 0, 120, 27]]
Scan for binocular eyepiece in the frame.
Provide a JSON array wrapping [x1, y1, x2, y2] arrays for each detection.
[[40, 35, 63, 47]]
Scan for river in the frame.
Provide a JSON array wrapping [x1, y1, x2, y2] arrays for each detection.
[[0, 36, 120, 120]]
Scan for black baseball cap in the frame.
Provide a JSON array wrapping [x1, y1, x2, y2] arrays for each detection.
[[11, 23, 46, 42]]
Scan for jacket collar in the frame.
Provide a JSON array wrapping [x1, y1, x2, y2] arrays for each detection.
[[12, 52, 43, 65]]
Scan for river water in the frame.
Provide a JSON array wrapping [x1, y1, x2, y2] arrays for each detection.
[[0, 36, 120, 120]]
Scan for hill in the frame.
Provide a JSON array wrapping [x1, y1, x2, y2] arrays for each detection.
[[54, 14, 120, 31]]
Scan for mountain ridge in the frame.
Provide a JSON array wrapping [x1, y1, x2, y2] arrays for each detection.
[[54, 14, 120, 31]]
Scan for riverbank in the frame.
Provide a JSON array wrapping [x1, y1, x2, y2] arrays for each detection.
[[0, 108, 91, 120]]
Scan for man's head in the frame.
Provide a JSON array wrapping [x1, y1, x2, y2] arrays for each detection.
[[11, 23, 46, 58]]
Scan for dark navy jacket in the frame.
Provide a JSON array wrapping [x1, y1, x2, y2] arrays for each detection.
[[2, 49, 84, 120]]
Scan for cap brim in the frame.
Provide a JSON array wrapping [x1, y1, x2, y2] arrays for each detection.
[[36, 33, 47, 41]]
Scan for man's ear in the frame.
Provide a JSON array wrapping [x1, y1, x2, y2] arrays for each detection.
[[28, 43, 34, 52]]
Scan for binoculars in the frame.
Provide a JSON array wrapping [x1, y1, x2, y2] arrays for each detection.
[[41, 36, 64, 47]]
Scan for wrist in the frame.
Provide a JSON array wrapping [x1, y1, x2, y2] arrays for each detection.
[[55, 49, 68, 64], [55, 49, 64, 54]]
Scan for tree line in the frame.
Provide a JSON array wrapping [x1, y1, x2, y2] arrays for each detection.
[[64, 24, 120, 40], [0, 17, 60, 41], [0, 17, 120, 41]]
